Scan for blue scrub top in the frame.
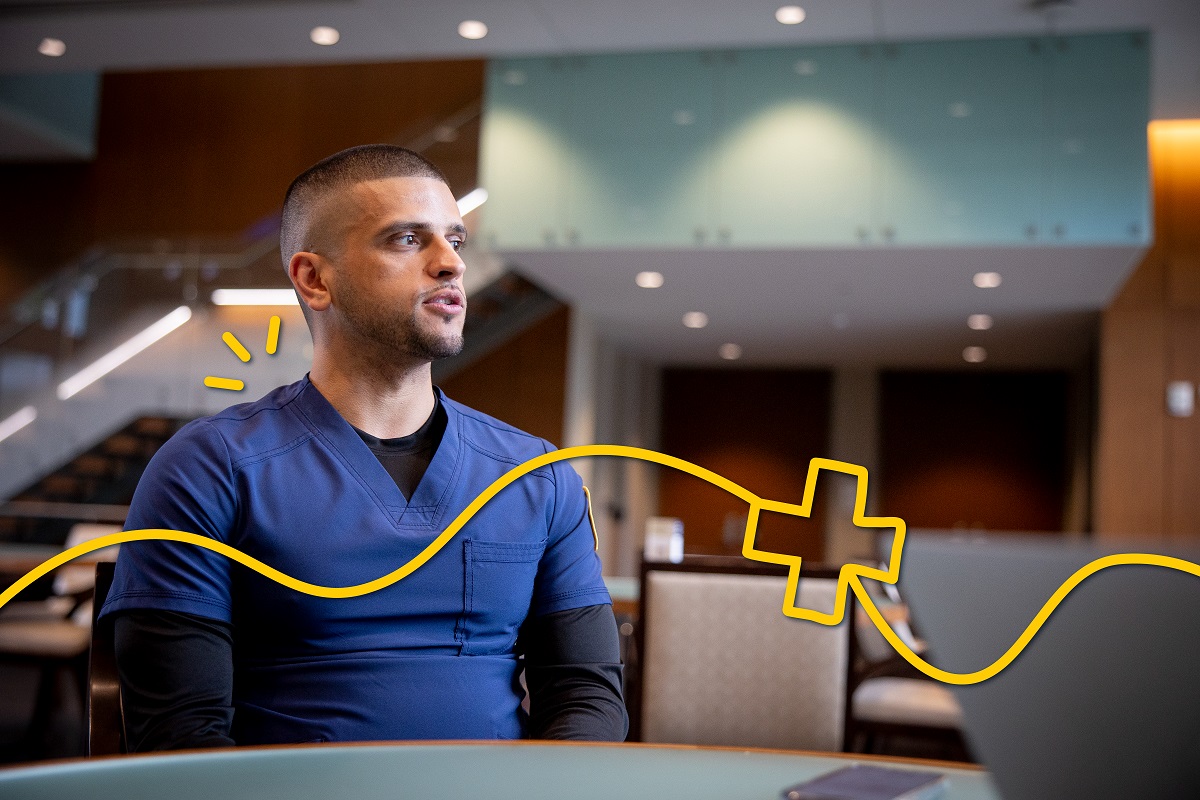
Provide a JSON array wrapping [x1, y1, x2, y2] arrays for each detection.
[[101, 377, 611, 744]]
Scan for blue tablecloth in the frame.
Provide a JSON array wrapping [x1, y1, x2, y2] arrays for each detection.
[[0, 741, 1000, 800]]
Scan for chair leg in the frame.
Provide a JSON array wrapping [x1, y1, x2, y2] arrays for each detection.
[[848, 724, 869, 754], [26, 662, 59, 755]]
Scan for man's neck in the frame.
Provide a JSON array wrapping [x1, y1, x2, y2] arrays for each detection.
[[309, 349, 437, 440]]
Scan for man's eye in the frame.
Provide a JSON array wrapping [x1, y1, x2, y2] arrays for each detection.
[[400, 234, 418, 245], [451, 240, 465, 252]]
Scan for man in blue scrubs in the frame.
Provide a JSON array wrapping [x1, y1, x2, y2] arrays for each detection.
[[100, 145, 627, 749]]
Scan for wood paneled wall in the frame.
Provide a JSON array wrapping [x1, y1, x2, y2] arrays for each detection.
[[878, 371, 1070, 532], [439, 306, 570, 446], [1095, 121, 1200, 538], [658, 369, 831, 560], [0, 162, 92, 306], [0, 60, 484, 309]]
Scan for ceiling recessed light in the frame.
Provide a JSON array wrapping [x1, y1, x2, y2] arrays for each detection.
[[967, 314, 993, 331], [672, 109, 695, 126], [775, 5, 806, 25], [963, 346, 988, 363], [719, 343, 743, 360], [310, 26, 340, 46], [683, 311, 709, 329], [458, 20, 488, 40], [38, 37, 66, 57], [973, 271, 1002, 289], [793, 59, 817, 76], [636, 271, 664, 288]]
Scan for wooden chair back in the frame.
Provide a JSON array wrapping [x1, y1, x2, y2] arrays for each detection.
[[87, 561, 125, 756]]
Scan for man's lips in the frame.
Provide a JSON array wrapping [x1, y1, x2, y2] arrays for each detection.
[[422, 288, 466, 315]]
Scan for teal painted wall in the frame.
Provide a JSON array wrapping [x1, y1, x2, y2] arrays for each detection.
[[479, 33, 1150, 249], [0, 72, 101, 159]]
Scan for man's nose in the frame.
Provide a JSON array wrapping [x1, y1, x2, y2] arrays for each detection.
[[429, 238, 466, 280]]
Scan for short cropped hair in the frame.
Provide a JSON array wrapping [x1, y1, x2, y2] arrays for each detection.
[[280, 144, 447, 267]]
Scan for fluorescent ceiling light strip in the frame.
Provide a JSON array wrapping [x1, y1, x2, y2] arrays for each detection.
[[211, 289, 299, 306], [0, 405, 37, 443], [456, 187, 488, 216], [57, 306, 193, 400]]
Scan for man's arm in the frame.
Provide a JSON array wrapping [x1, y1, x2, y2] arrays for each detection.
[[100, 419, 240, 750], [113, 609, 236, 751], [521, 452, 627, 740], [521, 603, 628, 741]]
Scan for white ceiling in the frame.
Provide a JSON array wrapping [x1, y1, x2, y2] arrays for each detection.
[[1, 0, 1197, 118], [507, 244, 1141, 368], [1, 0, 1195, 369]]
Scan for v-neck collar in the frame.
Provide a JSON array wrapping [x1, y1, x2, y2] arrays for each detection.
[[288, 376, 464, 531]]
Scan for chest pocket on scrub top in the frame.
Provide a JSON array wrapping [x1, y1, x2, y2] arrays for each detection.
[[459, 538, 546, 655]]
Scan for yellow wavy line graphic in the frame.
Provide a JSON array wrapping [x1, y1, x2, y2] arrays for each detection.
[[1, 444, 1197, 687]]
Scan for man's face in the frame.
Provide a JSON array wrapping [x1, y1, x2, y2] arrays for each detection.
[[323, 175, 467, 362]]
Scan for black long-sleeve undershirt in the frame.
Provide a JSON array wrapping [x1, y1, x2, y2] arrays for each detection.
[[519, 604, 628, 741], [113, 609, 236, 751]]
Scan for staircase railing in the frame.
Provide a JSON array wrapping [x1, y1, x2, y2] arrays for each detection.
[[0, 100, 485, 422]]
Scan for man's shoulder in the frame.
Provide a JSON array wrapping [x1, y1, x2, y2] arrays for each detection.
[[205, 377, 307, 422], [166, 378, 310, 461], [439, 392, 555, 462]]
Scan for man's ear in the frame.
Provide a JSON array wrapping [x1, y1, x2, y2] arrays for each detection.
[[289, 252, 332, 312]]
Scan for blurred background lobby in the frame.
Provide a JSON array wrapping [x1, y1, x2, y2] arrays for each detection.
[[0, 0, 1197, 777]]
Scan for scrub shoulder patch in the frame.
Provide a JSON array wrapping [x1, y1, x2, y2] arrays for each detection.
[[582, 486, 599, 551]]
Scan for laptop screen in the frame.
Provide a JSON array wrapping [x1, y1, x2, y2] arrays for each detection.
[[898, 532, 1200, 800]]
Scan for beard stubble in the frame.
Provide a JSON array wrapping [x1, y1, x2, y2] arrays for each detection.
[[337, 279, 465, 363]]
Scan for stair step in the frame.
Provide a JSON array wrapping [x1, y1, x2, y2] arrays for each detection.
[[71, 454, 115, 477], [37, 475, 83, 498], [101, 434, 148, 458], [4, 415, 191, 545], [132, 417, 175, 437]]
